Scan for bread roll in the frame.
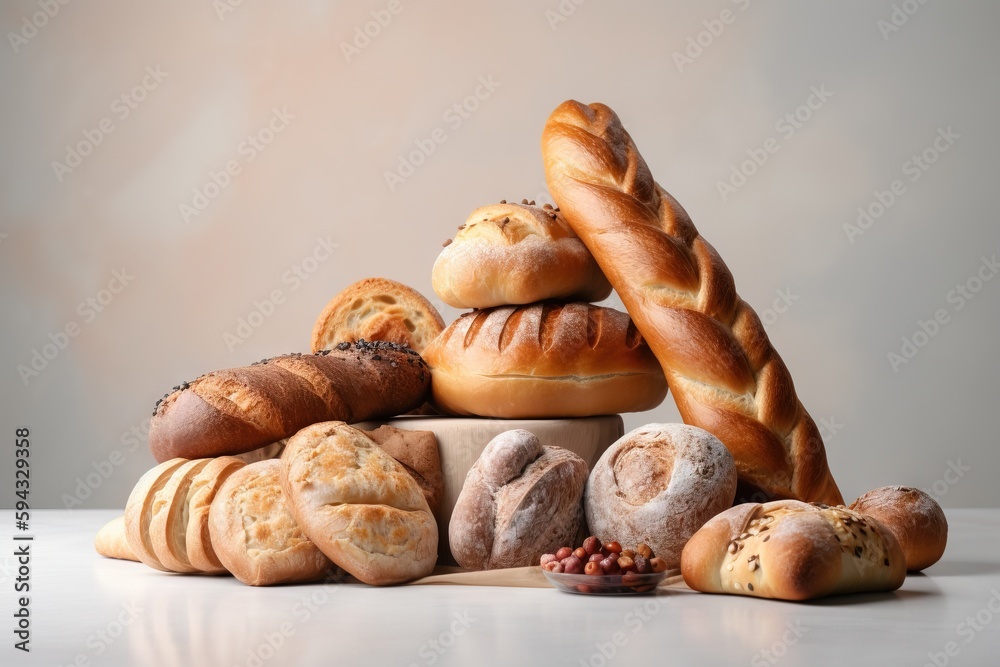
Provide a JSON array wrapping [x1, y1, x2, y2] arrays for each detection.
[[281, 422, 438, 585], [422, 302, 667, 418], [149, 341, 430, 461], [850, 486, 947, 571], [311, 277, 444, 353], [149, 458, 211, 573], [95, 516, 138, 562], [209, 460, 331, 586], [542, 100, 843, 505], [183, 457, 246, 573], [449, 430, 588, 570], [681, 500, 906, 600], [364, 425, 443, 515], [585, 424, 737, 569], [124, 458, 188, 572], [432, 201, 611, 309]]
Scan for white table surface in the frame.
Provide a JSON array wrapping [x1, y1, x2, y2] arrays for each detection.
[[3, 509, 999, 667]]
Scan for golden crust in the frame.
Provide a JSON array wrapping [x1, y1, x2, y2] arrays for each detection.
[[850, 486, 947, 571], [94, 516, 139, 562]]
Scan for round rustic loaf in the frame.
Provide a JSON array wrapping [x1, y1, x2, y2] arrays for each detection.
[[850, 485, 947, 571], [584, 423, 737, 568]]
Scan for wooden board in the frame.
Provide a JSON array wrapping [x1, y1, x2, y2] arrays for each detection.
[[352, 415, 624, 565]]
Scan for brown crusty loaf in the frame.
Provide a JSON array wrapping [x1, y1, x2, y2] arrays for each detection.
[[281, 422, 438, 585], [364, 425, 443, 515], [681, 500, 906, 600], [148, 341, 430, 461], [542, 100, 843, 505], [421, 302, 667, 418], [311, 277, 445, 354], [585, 423, 737, 569], [431, 201, 611, 309], [449, 430, 588, 570], [850, 486, 947, 571], [209, 459, 331, 586], [95, 516, 139, 562]]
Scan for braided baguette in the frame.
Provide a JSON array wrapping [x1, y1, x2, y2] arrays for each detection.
[[542, 100, 842, 504], [148, 341, 430, 462]]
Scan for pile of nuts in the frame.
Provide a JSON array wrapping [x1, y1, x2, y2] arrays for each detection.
[[540, 536, 669, 583]]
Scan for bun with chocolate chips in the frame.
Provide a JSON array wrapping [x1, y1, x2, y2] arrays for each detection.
[[431, 199, 611, 309]]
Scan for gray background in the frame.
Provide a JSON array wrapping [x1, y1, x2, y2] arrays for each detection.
[[1, 0, 997, 509]]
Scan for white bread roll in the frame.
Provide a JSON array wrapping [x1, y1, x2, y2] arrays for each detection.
[[681, 500, 907, 600], [432, 201, 611, 309], [585, 423, 737, 569], [449, 430, 588, 570], [422, 302, 667, 418]]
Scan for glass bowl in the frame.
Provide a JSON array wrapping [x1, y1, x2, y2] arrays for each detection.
[[542, 569, 670, 595]]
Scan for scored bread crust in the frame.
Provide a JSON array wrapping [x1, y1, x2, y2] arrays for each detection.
[[585, 423, 737, 569], [431, 202, 611, 309], [542, 100, 843, 505], [208, 460, 331, 586], [421, 302, 667, 418], [850, 486, 948, 571], [449, 430, 588, 570], [95, 516, 139, 562], [185, 457, 246, 573], [280, 422, 438, 586], [149, 341, 431, 462], [124, 458, 188, 572], [681, 500, 907, 600], [310, 277, 445, 354]]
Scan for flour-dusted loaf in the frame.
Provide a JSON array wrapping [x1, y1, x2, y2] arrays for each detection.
[[311, 277, 445, 354], [681, 500, 907, 600], [432, 200, 611, 309], [209, 459, 331, 586], [422, 302, 667, 418], [585, 424, 737, 569], [449, 430, 589, 570], [543, 100, 843, 505], [850, 486, 947, 571], [149, 341, 430, 461], [281, 422, 438, 585]]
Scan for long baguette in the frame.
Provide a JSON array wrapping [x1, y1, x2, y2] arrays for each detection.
[[148, 341, 430, 462], [542, 100, 842, 504]]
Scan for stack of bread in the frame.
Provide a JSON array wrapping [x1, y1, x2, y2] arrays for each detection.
[[93, 99, 948, 602]]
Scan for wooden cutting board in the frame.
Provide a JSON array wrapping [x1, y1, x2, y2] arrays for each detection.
[[352, 415, 624, 565]]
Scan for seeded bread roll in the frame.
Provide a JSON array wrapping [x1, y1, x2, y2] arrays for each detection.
[[94, 516, 139, 562], [681, 500, 906, 600], [209, 460, 331, 586], [422, 302, 667, 418], [149, 341, 430, 461], [850, 486, 947, 571], [281, 422, 438, 586], [311, 277, 445, 353], [585, 424, 737, 569], [432, 201, 611, 309], [449, 430, 589, 570]]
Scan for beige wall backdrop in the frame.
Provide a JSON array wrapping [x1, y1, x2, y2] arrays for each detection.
[[2, 0, 997, 509]]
